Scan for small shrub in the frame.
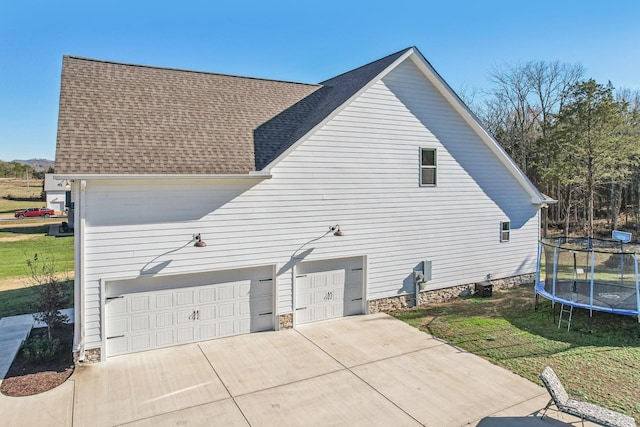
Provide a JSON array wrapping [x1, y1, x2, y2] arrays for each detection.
[[26, 253, 70, 338], [21, 334, 61, 363]]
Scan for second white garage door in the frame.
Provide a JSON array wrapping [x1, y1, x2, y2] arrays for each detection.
[[105, 266, 274, 357], [295, 256, 364, 325]]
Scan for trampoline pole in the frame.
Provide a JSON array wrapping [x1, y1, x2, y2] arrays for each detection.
[[585, 249, 590, 280], [590, 248, 595, 317], [620, 241, 625, 285], [635, 251, 640, 328], [552, 246, 558, 309], [572, 251, 577, 296], [535, 242, 542, 311]]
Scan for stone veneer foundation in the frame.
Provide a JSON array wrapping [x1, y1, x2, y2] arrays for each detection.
[[83, 348, 102, 363], [368, 274, 535, 313], [279, 313, 293, 330]]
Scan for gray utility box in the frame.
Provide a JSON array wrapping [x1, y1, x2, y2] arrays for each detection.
[[475, 282, 493, 297]]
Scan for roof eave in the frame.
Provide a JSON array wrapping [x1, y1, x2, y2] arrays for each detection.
[[53, 173, 272, 181]]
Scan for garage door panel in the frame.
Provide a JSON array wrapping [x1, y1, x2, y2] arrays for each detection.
[[177, 308, 196, 324], [199, 288, 216, 303], [156, 293, 173, 309], [252, 314, 274, 331], [176, 327, 194, 343], [218, 321, 235, 336], [345, 302, 362, 316], [253, 279, 274, 296], [198, 306, 216, 321], [155, 312, 174, 328], [107, 298, 127, 315], [130, 315, 150, 332], [217, 302, 236, 318], [130, 296, 150, 312], [238, 300, 251, 316], [198, 323, 216, 340], [176, 291, 195, 306], [106, 266, 275, 357], [156, 330, 174, 347], [108, 317, 128, 335], [237, 282, 251, 297], [107, 335, 128, 356], [296, 257, 364, 325], [217, 285, 235, 301], [131, 334, 151, 351]]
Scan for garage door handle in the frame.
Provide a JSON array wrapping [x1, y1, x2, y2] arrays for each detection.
[[107, 335, 124, 340], [351, 298, 363, 301], [296, 307, 307, 311], [259, 312, 273, 316], [106, 296, 123, 301]]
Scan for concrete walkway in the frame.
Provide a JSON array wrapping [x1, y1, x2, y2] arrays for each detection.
[[0, 308, 74, 380], [0, 313, 599, 426]]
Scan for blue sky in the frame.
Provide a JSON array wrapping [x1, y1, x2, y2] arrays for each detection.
[[1, 0, 639, 162]]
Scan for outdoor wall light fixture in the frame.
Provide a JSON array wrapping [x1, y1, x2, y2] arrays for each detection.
[[64, 180, 71, 189], [330, 225, 344, 236], [194, 233, 207, 247]]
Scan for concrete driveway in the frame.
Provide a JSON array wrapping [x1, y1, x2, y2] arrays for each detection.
[[0, 313, 591, 426]]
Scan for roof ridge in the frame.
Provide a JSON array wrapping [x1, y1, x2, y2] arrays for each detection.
[[319, 47, 413, 85], [63, 55, 321, 88]]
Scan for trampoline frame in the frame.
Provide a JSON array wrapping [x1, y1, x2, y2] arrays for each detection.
[[535, 237, 640, 321]]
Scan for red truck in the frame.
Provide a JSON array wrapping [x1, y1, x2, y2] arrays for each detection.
[[14, 207, 55, 219]]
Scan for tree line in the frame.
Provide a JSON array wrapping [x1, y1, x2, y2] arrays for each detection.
[[466, 61, 640, 237], [0, 160, 50, 179]]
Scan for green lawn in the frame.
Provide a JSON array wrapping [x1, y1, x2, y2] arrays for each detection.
[[0, 280, 74, 318], [0, 225, 74, 281], [0, 198, 44, 217], [393, 284, 640, 422]]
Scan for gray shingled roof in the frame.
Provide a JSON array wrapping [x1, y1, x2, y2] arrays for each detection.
[[254, 48, 411, 170], [55, 48, 411, 175]]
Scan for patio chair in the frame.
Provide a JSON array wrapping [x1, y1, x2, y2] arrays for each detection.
[[539, 366, 636, 427]]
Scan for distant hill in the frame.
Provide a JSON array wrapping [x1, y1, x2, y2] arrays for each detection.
[[12, 159, 54, 172]]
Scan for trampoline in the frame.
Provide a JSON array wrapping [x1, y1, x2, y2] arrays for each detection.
[[535, 236, 640, 319]]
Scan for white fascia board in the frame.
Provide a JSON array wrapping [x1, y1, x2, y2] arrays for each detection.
[[407, 52, 546, 205], [53, 173, 271, 181], [261, 49, 416, 174]]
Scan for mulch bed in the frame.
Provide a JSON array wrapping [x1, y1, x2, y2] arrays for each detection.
[[1, 323, 74, 396]]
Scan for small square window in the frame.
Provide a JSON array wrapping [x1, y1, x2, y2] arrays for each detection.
[[420, 148, 437, 186], [500, 221, 510, 242]]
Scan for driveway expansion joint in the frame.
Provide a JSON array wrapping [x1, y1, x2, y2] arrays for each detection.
[[197, 343, 251, 426]]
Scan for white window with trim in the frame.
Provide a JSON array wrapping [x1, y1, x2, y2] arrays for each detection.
[[500, 221, 510, 242], [420, 148, 437, 186]]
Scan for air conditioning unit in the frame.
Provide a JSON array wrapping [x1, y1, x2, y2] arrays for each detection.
[[475, 282, 492, 298]]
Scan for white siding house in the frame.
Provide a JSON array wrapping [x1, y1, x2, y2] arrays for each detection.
[[44, 173, 69, 214], [55, 47, 545, 361]]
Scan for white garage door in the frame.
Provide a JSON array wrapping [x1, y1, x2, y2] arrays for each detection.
[[295, 257, 364, 325], [105, 267, 274, 357]]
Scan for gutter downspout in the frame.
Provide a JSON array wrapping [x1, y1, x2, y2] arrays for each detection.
[[72, 180, 86, 361], [635, 251, 640, 324]]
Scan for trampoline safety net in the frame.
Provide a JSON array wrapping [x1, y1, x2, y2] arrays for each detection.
[[536, 237, 640, 317]]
